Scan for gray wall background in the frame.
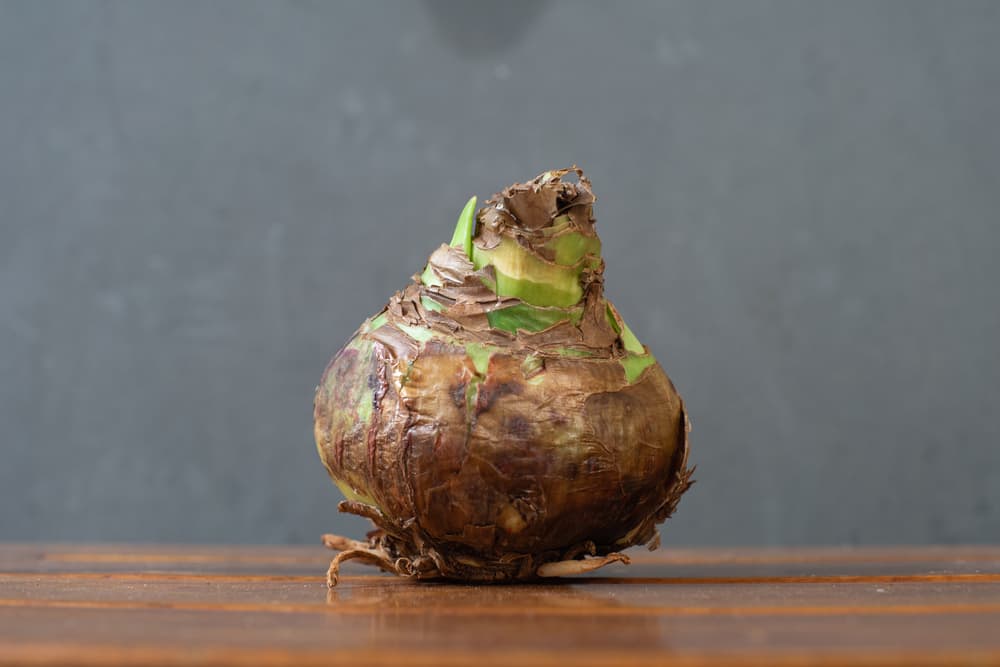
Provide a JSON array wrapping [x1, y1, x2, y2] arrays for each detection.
[[2, 0, 998, 546]]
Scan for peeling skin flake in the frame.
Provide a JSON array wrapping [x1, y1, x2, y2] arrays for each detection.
[[314, 167, 693, 586]]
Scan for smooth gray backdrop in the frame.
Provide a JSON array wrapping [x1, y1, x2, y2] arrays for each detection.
[[2, 1, 998, 546]]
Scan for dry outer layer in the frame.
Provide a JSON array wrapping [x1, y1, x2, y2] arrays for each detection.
[[314, 168, 693, 585]]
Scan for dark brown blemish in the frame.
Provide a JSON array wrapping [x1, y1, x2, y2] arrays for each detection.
[[367, 418, 378, 470], [450, 381, 467, 409], [330, 347, 359, 385], [368, 345, 389, 414], [475, 380, 522, 414], [335, 435, 345, 468], [503, 415, 533, 441]]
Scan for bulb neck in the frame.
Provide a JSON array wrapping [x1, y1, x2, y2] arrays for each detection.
[[470, 167, 603, 308], [418, 167, 614, 339]]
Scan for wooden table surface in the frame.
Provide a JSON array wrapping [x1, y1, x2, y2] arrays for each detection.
[[1, 544, 999, 666]]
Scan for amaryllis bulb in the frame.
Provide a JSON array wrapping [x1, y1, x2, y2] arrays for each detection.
[[314, 168, 692, 585]]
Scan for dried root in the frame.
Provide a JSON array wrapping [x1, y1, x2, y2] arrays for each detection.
[[321, 533, 397, 587], [535, 552, 630, 577], [322, 523, 633, 587]]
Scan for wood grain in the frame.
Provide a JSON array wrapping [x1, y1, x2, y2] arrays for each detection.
[[1, 544, 998, 666]]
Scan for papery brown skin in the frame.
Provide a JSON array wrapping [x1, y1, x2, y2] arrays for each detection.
[[314, 168, 692, 584]]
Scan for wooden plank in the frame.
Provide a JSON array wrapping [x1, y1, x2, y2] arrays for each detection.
[[3, 645, 999, 667], [3, 544, 999, 578], [0, 544, 330, 577], [3, 575, 1000, 613], [0, 544, 998, 667], [5, 543, 1000, 565], [1, 606, 999, 666]]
